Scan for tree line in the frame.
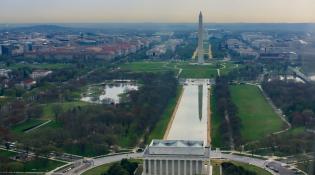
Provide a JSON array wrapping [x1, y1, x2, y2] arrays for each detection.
[[262, 80, 315, 128], [102, 159, 138, 175], [16, 72, 178, 156], [214, 76, 242, 149]]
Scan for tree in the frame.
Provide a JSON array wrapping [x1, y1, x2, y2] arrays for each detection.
[[52, 104, 62, 121], [105, 163, 129, 175]]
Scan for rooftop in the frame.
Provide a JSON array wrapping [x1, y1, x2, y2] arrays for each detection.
[[145, 140, 209, 157], [150, 140, 204, 148]]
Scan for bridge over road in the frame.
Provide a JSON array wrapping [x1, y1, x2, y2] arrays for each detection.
[[289, 66, 312, 83]]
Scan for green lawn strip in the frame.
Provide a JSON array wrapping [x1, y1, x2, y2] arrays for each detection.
[[82, 159, 141, 175], [120, 61, 220, 78], [120, 61, 175, 72], [43, 120, 63, 128], [229, 161, 272, 175], [178, 63, 218, 78], [220, 62, 238, 75], [0, 149, 18, 158], [180, 68, 217, 78], [8, 63, 72, 70], [148, 86, 183, 142], [11, 119, 46, 133], [41, 101, 90, 120], [22, 158, 65, 172], [63, 144, 109, 157], [229, 84, 284, 142], [287, 127, 305, 135], [0, 150, 65, 172], [212, 165, 221, 175], [117, 125, 139, 148], [82, 163, 113, 175], [210, 88, 224, 148]]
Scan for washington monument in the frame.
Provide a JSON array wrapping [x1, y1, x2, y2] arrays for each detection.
[[198, 11, 205, 64]]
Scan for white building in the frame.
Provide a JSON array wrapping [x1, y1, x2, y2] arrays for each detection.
[[197, 12, 205, 64], [143, 140, 211, 175], [30, 70, 52, 79], [0, 69, 11, 78]]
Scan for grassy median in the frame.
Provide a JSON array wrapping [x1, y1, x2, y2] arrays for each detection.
[[230, 84, 284, 142]]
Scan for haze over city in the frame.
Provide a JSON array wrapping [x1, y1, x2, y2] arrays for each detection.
[[1, 0, 315, 174], [1, 0, 315, 23]]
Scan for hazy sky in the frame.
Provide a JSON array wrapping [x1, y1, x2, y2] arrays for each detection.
[[1, 0, 315, 23]]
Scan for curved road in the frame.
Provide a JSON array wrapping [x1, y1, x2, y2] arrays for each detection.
[[50, 151, 298, 175], [51, 153, 142, 175], [219, 153, 297, 175]]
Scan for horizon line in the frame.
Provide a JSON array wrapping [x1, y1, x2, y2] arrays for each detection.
[[1, 22, 315, 25]]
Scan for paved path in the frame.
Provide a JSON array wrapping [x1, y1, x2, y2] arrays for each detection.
[[25, 120, 52, 133]]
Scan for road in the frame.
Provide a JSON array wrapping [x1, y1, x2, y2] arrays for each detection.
[[218, 153, 297, 175], [51, 152, 142, 175], [289, 66, 311, 83], [50, 150, 298, 175]]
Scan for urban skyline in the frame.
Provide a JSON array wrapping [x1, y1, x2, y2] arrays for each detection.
[[1, 0, 315, 23]]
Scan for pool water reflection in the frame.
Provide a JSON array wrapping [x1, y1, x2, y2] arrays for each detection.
[[166, 79, 210, 144]]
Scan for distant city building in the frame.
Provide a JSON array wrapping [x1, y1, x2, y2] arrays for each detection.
[[146, 39, 182, 58], [226, 39, 258, 58], [20, 79, 36, 90], [0, 69, 11, 78], [0, 44, 12, 56], [24, 42, 33, 52], [197, 12, 205, 64], [259, 52, 297, 60], [143, 140, 211, 175], [30, 70, 52, 79]]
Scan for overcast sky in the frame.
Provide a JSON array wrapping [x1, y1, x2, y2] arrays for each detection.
[[1, 0, 315, 23]]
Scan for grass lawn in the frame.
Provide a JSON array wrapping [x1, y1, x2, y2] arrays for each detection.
[[179, 65, 217, 78], [211, 160, 221, 175], [82, 159, 141, 175], [120, 61, 175, 73], [41, 101, 90, 120], [8, 63, 72, 70], [230, 84, 284, 142], [220, 62, 238, 75], [23, 158, 65, 172], [120, 60, 225, 78], [212, 165, 221, 175], [63, 144, 109, 157], [0, 149, 18, 158], [148, 86, 183, 142], [117, 127, 139, 149], [82, 163, 113, 175], [212, 160, 271, 175], [0, 149, 65, 172], [230, 161, 272, 175], [11, 119, 46, 133]]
